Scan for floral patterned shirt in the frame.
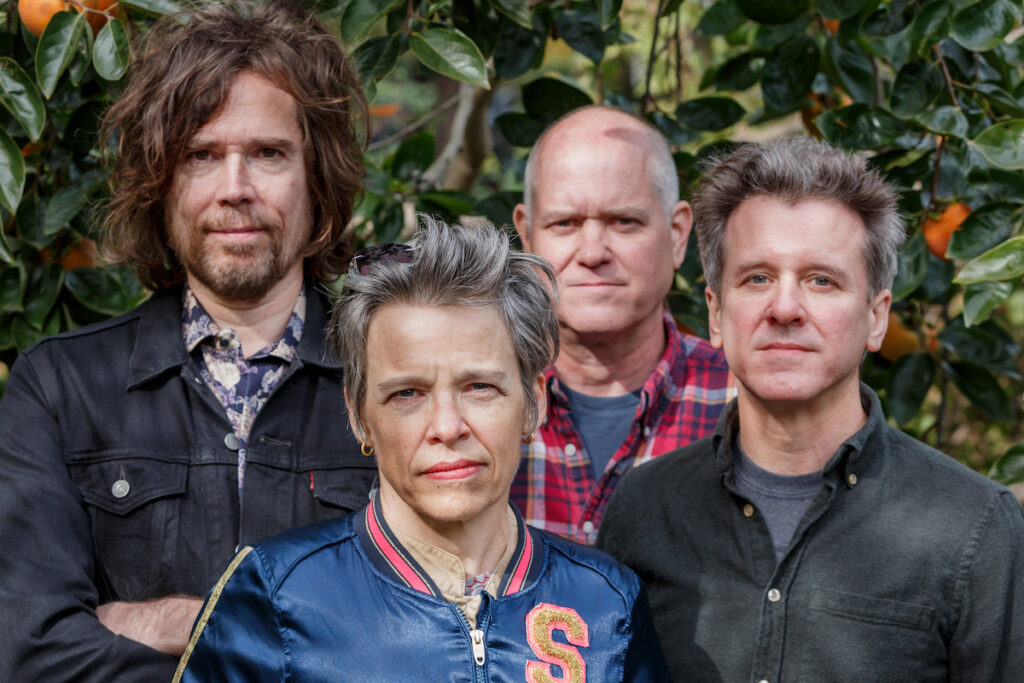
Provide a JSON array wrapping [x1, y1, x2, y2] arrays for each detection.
[[182, 284, 305, 489]]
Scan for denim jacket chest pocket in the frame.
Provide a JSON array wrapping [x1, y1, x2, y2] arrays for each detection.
[[798, 585, 936, 681]]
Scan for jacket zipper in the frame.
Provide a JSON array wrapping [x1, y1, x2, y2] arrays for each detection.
[[452, 595, 490, 681]]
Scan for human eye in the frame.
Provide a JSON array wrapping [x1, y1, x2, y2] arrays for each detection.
[[258, 147, 281, 159], [613, 216, 640, 229], [810, 275, 836, 287], [186, 149, 211, 163], [745, 274, 769, 285], [466, 382, 500, 398], [388, 388, 418, 401]]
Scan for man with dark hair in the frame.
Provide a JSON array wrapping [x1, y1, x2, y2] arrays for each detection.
[[0, 3, 375, 679], [511, 106, 733, 545], [598, 137, 1024, 681]]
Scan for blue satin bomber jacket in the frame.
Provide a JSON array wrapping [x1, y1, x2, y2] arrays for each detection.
[[175, 497, 669, 682]]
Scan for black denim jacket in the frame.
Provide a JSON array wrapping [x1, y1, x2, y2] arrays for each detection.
[[599, 386, 1024, 682], [0, 283, 376, 681]]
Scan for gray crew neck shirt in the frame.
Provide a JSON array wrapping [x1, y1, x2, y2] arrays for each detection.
[[732, 441, 823, 563], [563, 385, 642, 479]]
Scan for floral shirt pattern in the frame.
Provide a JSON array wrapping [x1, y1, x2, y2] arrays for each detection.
[[182, 284, 305, 489]]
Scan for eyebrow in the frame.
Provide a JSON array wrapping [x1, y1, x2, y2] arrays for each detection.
[[536, 207, 652, 224], [372, 369, 513, 398], [733, 261, 851, 281], [185, 136, 300, 151]]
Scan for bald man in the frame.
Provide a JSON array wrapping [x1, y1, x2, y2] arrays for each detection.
[[510, 106, 734, 545]]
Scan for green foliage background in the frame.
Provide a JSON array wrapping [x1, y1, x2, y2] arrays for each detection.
[[1, 0, 1023, 482]]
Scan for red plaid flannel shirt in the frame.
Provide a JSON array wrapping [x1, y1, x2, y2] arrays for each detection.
[[511, 311, 735, 545]]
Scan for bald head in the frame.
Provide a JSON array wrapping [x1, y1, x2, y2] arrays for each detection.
[[522, 106, 679, 228]]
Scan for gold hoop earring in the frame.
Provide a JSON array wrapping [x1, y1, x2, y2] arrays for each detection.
[[361, 442, 374, 457], [523, 433, 534, 445]]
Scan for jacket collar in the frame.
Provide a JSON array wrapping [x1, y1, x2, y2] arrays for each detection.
[[126, 275, 340, 390], [355, 494, 542, 599], [713, 382, 887, 482]]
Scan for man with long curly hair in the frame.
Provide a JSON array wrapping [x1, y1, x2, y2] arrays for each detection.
[[0, 3, 374, 679]]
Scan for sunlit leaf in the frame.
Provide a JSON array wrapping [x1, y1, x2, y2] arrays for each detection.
[[0, 58, 46, 141], [92, 18, 130, 81], [410, 28, 490, 89], [963, 281, 1014, 326], [955, 236, 1024, 284], [35, 11, 87, 99], [970, 120, 1024, 170], [675, 97, 745, 131], [947, 203, 1019, 260], [951, 0, 1019, 52]]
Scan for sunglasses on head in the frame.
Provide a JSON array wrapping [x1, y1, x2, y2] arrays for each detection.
[[352, 243, 414, 275]]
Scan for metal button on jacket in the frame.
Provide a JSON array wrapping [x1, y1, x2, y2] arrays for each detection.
[[224, 433, 239, 451], [111, 479, 130, 499]]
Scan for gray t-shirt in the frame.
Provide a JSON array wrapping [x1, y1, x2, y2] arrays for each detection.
[[733, 442, 823, 563], [563, 385, 642, 479]]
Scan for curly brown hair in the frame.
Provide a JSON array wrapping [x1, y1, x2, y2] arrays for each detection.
[[100, 0, 367, 291]]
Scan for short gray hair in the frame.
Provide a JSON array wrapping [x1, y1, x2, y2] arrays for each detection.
[[522, 105, 679, 224], [693, 137, 905, 297], [329, 217, 559, 435]]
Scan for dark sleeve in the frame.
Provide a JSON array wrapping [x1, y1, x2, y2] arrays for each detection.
[[174, 547, 286, 682], [949, 490, 1024, 682], [622, 585, 671, 682], [596, 468, 641, 562], [0, 353, 178, 681]]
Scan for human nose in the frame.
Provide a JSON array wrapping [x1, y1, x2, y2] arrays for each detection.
[[214, 154, 255, 206], [767, 278, 806, 325], [574, 220, 610, 267], [426, 393, 470, 447]]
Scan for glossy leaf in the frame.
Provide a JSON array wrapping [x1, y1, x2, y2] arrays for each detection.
[[489, 0, 532, 29], [410, 29, 489, 89], [970, 120, 1024, 170], [596, 0, 622, 31], [418, 190, 476, 218], [955, 236, 1024, 284], [963, 281, 1014, 326], [0, 266, 25, 313], [818, 0, 867, 20], [340, 0, 405, 48], [22, 264, 63, 329], [714, 53, 762, 92], [947, 203, 1019, 260], [0, 58, 46, 142], [522, 78, 592, 123], [737, 0, 810, 25], [939, 317, 1020, 378], [121, 0, 182, 15], [951, 0, 1019, 52], [391, 132, 435, 182], [824, 38, 874, 104], [0, 126, 25, 214], [495, 16, 545, 77], [473, 191, 521, 229], [988, 441, 1024, 485], [910, 2, 952, 56], [696, 0, 746, 36], [971, 83, 1024, 119], [355, 34, 402, 87], [887, 353, 935, 425], [943, 360, 1014, 423], [676, 97, 745, 131], [12, 315, 43, 351], [35, 11, 87, 99], [891, 231, 929, 301], [761, 36, 819, 113], [0, 231, 10, 265], [555, 5, 605, 64], [890, 60, 943, 117], [816, 104, 905, 150], [93, 18, 130, 81], [43, 185, 89, 237], [916, 106, 968, 138], [494, 112, 546, 147], [64, 267, 133, 316]]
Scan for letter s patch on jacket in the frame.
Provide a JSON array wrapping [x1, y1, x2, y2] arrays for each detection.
[[525, 603, 590, 683]]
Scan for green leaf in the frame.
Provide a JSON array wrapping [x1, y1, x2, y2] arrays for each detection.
[[64, 267, 132, 316], [696, 0, 747, 36], [0, 126, 25, 214], [737, 0, 810, 24], [916, 106, 968, 138], [555, 5, 605, 64], [909, 1, 952, 56], [12, 315, 43, 351], [963, 281, 1014, 326], [391, 131, 435, 182], [0, 266, 25, 313], [0, 231, 10, 265], [951, 0, 1019, 52], [939, 317, 1020, 378], [489, 0, 533, 29], [43, 184, 89, 237], [971, 83, 1024, 119], [22, 264, 63, 329], [409, 28, 490, 89], [761, 36, 819, 113], [417, 190, 476, 217], [818, 0, 867, 20], [891, 231, 929, 301], [92, 18, 130, 81], [816, 104, 906, 150], [596, 0, 622, 31], [494, 112, 546, 147], [35, 11, 87, 99], [947, 203, 1019, 260], [890, 60, 943, 117], [943, 360, 1014, 423], [713, 53, 762, 92], [340, 0, 405, 48], [0, 58, 46, 142], [988, 441, 1024, 485], [473, 191, 521, 229], [522, 78, 592, 123], [955, 236, 1024, 284], [121, 0, 182, 15], [494, 16, 545, 80], [970, 120, 1024, 170], [886, 353, 935, 425], [824, 38, 874, 104], [355, 34, 402, 87], [675, 97, 745, 131]]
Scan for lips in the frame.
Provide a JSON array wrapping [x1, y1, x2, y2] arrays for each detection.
[[422, 460, 484, 481]]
